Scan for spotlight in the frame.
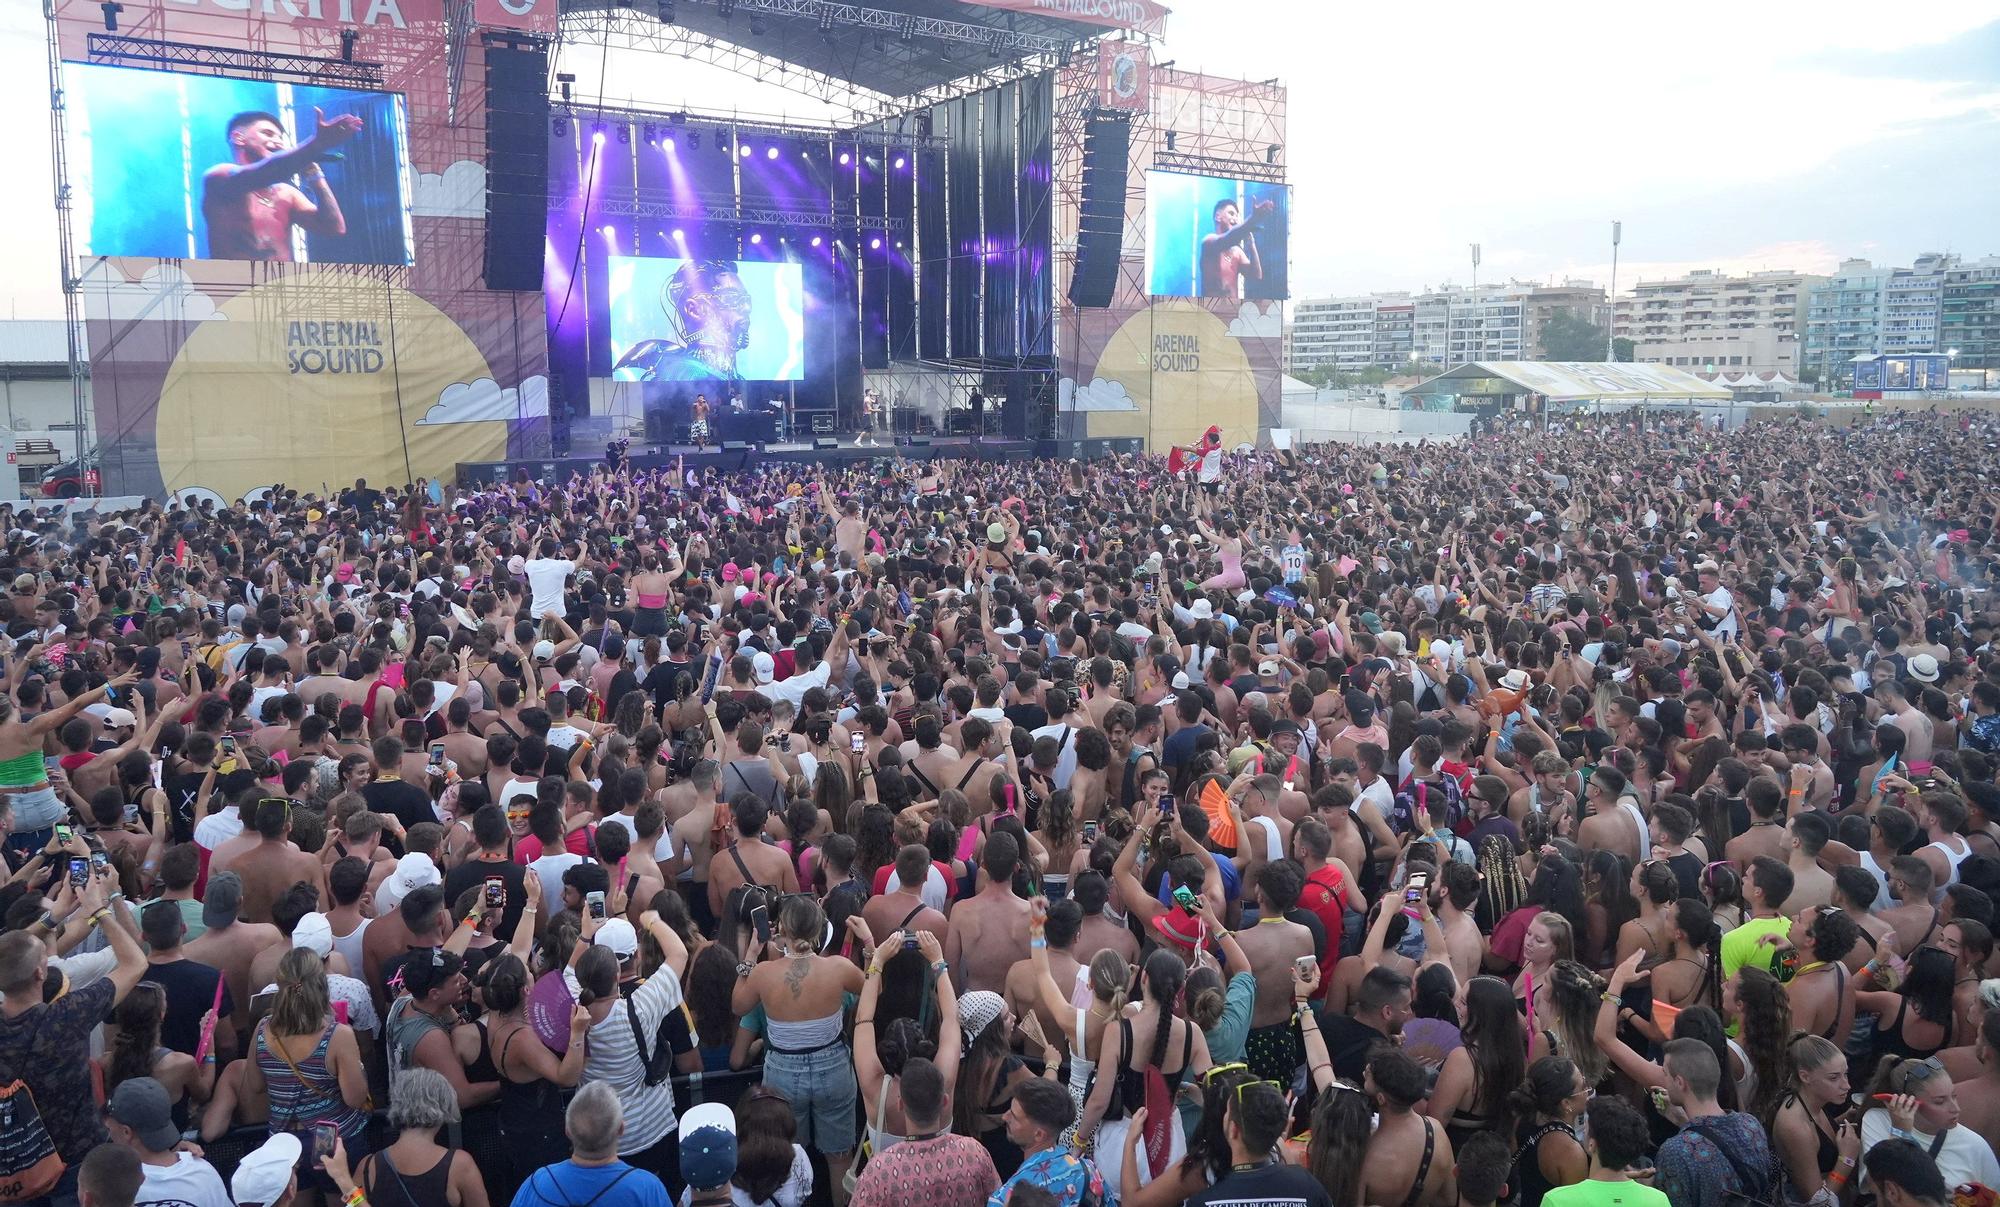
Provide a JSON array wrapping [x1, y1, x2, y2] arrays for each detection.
[[810, 236, 822, 247], [716, 0, 733, 16], [1266, 144, 1279, 163], [617, 126, 630, 145], [899, 14, 915, 42], [592, 131, 605, 145], [869, 237, 881, 250], [600, 225, 615, 237], [100, 1, 123, 31], [339, 29, 358, 61], [657, 0, 674, 19], [894, 156, 905, 169], [663, 138, 676, 154], [1165, 131, 1176, 151], [557, 72, 576, 102], [749, 232, 763, 244], [895, 239, 904, 249], [816, 3, 834, 33], [671, 228, 685, 240], [838, 151, 851, 166], [739, 145, 751, 158], [767, 146, 779, 159], [552, 116, 568, 136]]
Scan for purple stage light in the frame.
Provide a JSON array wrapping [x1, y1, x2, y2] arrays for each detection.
[[739, 145, 751, 158], [663, 140, 676, 154], [600, 225, 615, 238], [766, 146, 779, 159], [894, 156, 905, 169], [838, 151, 851, 165], [592, 131, 605, 144], [749, 232, 763, 245], [810, 235, 822, 247], [869, 237, 881, 250], [671, 228, 685, 240]]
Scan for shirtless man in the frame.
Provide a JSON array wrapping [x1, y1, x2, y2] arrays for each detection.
[[1433, 862, 1487, 984], [667, 760, 722, 890], [1073, 870, 1138, 967], [861, 845, 949, 946], [705, 793, 799, 923], [1879, 857, 1945, 956], [1510, 751, 1576, 825], [201, 107, 360, 262], [437, 699, 488, 781], [1308, 786, 1370, 879], [1229, 864, 1317, 1084], [1832, 865, 1898, 970], [1004, 899, 1083, 1058], [1724, 779, 1790, 870], [944, 719, 1010, 820], [1910, 790, 1972, 898], [944, 831, 1033, 996], [1067, 728, 1113, 822], [183, 871, 282, 1037], [1197, 196, 1273, 300], [323, 809, 396, 898], [1576, 767, 1644, 866], [231, 799, 326, 924], [1784, 812, 1837, 914], [823, 488, 868, 565]]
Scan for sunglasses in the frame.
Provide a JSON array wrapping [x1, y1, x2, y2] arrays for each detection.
[[1233, 1078, 1284, 1113], [1201, 1062, 1249, 1086], [1895, 1057, 1943, 1094]]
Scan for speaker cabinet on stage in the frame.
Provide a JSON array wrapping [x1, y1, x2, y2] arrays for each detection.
[[814, 437, 838, 450], [484, 44, 549, 293], [1068, 112, 1130, 309]]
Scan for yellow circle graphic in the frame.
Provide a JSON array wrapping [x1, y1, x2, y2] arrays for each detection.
[[1090, 300, 1257, 451], [154, 272, 507, 500]]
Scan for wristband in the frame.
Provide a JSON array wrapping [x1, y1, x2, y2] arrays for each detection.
[[344, 1188, 367, 1207], [930, 960, 949, 977], [462, 913, 480, 928]]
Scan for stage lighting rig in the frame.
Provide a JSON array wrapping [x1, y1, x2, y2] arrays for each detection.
[[99, 1, 123, 30], [556, 72, 575, 101], [817, 3, 835, 34], [657, 0, 675, 20], [716, 0, 735, 17], [340, 29, 358, 61]]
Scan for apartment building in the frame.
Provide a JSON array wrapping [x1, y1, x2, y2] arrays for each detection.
[[1942, 257, 2000, 370], [1611, 268, 1819, 376], [1798, 254, 1987, 385]]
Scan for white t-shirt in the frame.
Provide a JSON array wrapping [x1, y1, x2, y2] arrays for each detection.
[[883, 865, 953, 913], [1704, 585, 1739, 638], [193, 807, 243, 851], [530, 851, 586, 906], [597, 812, 677, 864], [524, 557, 576, 618], [1198, 448, 1224, 483], [1030, 721, 1081, 789], [135, 1152, 233, 1207], [1858, 1109, 2000, 1192]]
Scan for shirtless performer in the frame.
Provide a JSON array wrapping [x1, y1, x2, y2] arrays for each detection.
[[1199, 197, 1274, 299], [202, 108, 362, 262]]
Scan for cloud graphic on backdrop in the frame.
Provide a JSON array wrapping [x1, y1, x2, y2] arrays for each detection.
[[413, 160, 487, 219], [417, 374, 550, 425], [1060, 377, 1139, 412], [77, 263, 225, 324], [1226, 302, 1281, 339]]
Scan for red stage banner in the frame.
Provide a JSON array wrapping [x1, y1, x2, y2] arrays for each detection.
[[133, 0, 449, 30], [960, 0, 1167, 39], [473, 0, 560, 34], [1098, 41, 1149, 109]]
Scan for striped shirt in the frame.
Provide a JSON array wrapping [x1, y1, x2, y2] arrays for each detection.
[[574, 970, 684, 1154]]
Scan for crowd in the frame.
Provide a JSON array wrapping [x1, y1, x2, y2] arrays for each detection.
[[3, 406, 2000, 1207]]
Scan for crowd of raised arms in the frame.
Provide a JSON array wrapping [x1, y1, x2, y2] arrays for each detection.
[[5, 408, 2000, 1207]]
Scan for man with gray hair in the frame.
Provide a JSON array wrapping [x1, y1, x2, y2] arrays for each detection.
[[509, 1082, 670, 1207]]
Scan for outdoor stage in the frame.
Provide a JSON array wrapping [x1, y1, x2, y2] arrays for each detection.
[[456, 435, 1042, 485]]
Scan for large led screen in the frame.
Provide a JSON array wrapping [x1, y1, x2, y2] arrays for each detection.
[[67, 62, 415, 265], [1145, 171, 1290, 301], [607, 256, 806, 383]]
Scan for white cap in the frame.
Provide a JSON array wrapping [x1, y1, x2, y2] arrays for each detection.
[[1171, 671, 1192, 690], [532, 639, 556, 663], [231, 1132, 301, 1205], [594, 917, 639, 961], [752, 651, 776, 685], [377, 852, 441, 913], [292, 911, 334, 956]]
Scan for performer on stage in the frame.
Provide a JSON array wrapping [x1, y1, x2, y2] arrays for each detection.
[[968, 388, 985, 443], [1199, 197, 1276, 299], [201, 107, 361, 262], [859, 388, 881, 446], [690, 394, 712, 453], [613, 260, 754, 383]]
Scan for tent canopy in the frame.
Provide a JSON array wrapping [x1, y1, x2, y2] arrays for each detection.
[[1410, 361, 1733, 403]]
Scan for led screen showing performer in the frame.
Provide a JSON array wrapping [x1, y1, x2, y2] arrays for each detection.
[[1145, 170, 1290, 301], [66, 62, 415, 265], [606, 256, 806, 383]]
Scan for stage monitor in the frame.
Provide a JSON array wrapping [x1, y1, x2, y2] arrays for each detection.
[[607, 256, 806, 383], [66, 62, 415, 266], [1144, 170, 1290, 301]]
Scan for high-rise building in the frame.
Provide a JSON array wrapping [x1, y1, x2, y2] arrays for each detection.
[[1798, 254, 1999, 385], [1522, 283, 1612, 359], [1288, 295, 1390, 373], [1611, 268, 1820, 377], [1941, 256, 2000, 371]]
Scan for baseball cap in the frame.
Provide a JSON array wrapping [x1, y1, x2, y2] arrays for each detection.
[[334, 562, 357, 583], [106, 1076, 181, 1152], [751, 651, 776, 685], [532, 639, 556, 663], [679, 1103, 738, 1191], [231, 1132, 302, 1205], [1257, 660, 1280, 678], [102, 707, 137, 729], [292, 911, 334, 957], [593, 917, 639, 962], [377, 852, 441, 913], [202, 871, 245, 929]]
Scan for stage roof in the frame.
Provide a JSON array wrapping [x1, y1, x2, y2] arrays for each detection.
[[559, 0, 1132, 98], [1412, 361, 1733, 403]]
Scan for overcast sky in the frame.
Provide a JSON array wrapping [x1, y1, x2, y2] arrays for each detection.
[[0, 0, 1994, 317]]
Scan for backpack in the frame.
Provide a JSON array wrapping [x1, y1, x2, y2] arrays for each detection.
[[1681, 1117, 1786, 1207], [1391, 776, 1464, 837], [724, 845, 781, 948], [0, 1078, 65, 1204]]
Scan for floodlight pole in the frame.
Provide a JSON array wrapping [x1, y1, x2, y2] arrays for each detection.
[[1607, 220, 1621, 364]]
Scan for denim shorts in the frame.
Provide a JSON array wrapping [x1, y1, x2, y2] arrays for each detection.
[[762, 1042, 856, 1154]]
